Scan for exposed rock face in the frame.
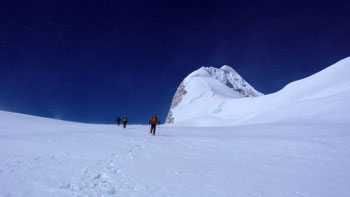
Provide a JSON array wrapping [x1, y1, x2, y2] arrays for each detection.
[[165, 81, 187, 123], [165, 65, 263, 124], [190, 65, 263, 97]]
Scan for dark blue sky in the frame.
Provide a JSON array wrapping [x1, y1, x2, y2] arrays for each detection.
[[0, 0, 349, 124]]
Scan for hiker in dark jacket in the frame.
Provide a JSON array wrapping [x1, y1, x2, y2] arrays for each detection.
[[122, 116, 128, 128], [116, 117, 121, 126], [149, 114, 160, 135]]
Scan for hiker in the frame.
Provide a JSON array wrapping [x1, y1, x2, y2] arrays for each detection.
[[116, 117, 121, 126], [122, 116, 128, 128], [149, 114, 160, 135]]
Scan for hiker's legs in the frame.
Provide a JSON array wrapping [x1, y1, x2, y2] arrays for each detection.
[[151, 124, 156, 135]]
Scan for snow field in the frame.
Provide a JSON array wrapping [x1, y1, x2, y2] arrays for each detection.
[[1, 111, 350, 196]]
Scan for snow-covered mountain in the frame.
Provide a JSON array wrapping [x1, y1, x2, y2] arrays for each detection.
[[166, 57, 350, 126], [166, 65, 263, 123], [1, 58, 350, 196]]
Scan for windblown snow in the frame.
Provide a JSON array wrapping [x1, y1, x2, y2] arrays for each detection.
[[1, 57, 350, 196]]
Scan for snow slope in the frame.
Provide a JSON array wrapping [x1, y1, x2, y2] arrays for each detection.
[[168, 57, 350, 126], [1, 57, 350, 196], [1, 110, 350, 197]]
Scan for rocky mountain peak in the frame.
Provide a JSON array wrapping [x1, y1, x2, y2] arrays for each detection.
[[165, 65, 263, 124]]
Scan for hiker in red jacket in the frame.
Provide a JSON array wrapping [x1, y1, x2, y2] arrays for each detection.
[[149, 114, 160, 135]]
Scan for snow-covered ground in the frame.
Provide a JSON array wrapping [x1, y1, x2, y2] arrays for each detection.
[[1, 110, 350, 197]]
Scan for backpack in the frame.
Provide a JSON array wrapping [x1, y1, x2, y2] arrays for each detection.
[[150, 116, 158, 124]]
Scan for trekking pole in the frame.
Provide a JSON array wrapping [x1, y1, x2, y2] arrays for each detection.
[[158, 124, 160, 136]]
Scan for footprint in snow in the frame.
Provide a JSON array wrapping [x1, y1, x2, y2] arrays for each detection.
[[94, 173, 109, 180]]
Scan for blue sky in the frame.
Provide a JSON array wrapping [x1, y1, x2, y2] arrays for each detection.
[[0, 0, 349, 123]]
